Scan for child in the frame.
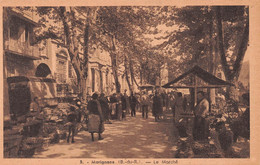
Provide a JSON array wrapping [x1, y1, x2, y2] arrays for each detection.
[[67, 106, 78, 143]]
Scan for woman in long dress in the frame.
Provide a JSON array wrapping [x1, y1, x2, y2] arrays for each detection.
[[174, 92, 184, 123], [152, 92, 163, 122], [87, 93, 104, 141]]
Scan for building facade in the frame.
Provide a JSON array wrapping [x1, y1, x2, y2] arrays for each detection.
[[87, 48, 115, 96], [3, 8, 42, 120], [3, 7, 132, 121], [3, 8, 78, 120]]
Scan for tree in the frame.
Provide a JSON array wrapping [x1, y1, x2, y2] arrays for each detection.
[[215, 6, 249, 84], [32, 7, 98, 101], [94, 6, 156, 93], [151, 6, 249, 99], [34, 6, 156, 95]]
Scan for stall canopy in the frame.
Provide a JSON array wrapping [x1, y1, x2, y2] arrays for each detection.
[[162, 65, 233, 107], [139, 84, 162, 91], [162, 65, 233, 88]]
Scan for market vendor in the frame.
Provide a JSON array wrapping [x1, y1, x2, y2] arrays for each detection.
[[193, 91, 210, 141]]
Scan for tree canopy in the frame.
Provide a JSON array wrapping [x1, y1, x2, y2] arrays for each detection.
[[15, 6, 249, 96]]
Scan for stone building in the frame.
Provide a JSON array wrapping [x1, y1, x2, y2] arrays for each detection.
[[43, 40, 78, 98], [3, 7, 131, 122], [86, 48, 129, 96], [3, 8, 78, 120], [3, 7, 42, 121]]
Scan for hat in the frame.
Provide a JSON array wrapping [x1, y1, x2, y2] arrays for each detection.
[[92, 93, 98, 99]]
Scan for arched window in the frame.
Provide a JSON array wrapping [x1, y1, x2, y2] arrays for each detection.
[[35, 63, 51, 77]]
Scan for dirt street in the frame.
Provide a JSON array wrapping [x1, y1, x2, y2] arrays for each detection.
[[34, 111, 178, 158]]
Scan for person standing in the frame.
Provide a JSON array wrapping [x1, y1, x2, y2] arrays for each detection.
[[124, 90, 130, 114], [67, 106, 78, 143], [152, 91, 163, 122], [99, 93, 111, 124], [121, 93, 127, 120], [173, 92, 184, 123], [141, 91, 149, 119], [193, 91, 209, 141], [109, 93, 117, 119], [74, 98, 83, 133], [129, 92, 137, 117], [115, 93, 122, 121], [87, 93, 104, 141], [161, 92, 166, 111], [169, 93, 175, 112]]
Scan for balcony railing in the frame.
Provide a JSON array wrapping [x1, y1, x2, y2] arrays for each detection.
[[10, 8, 38, 24], [4, 39, 40, 59]]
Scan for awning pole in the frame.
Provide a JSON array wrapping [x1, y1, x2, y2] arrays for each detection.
[[194, 74, 197, 107]]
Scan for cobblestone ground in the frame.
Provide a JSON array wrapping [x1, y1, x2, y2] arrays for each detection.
[[33, 111, 179, 158]]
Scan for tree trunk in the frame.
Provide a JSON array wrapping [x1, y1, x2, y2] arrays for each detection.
[[110, 35, 121, 93], [208, 8, 216, 105], [129, 55, 136, 87], [111, 52, 121, 93], [129, 58, 139, 88], [230, 14, 249, 80], [140, 64, 143, 85], [125, 70, 132, 93], [124, 54, 133, 93], [59, 7, 85, 98], [215, 6, 232, 82], [215, 6, 249, 101], [80, 78, 87, 101], [82, 14, 90, 102]]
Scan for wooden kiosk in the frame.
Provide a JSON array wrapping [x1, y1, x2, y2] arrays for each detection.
[[162, 65, 233, 109]]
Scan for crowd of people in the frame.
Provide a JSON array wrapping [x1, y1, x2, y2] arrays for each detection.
[[64, 89, 190, 143], [61, 89, 249, 144]]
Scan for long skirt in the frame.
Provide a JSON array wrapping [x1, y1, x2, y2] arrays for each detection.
[[87, 114, 104, 133]]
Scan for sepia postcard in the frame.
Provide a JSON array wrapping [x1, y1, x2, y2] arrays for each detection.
[[1, 0, 260, 165]]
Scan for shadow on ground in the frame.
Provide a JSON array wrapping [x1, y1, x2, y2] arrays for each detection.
[[34, 111, 179, 158]]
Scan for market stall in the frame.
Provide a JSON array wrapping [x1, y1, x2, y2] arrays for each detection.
[[162, 65, 233, 109], [162, 65, 234, 157]]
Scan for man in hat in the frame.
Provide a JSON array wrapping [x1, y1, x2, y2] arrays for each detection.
[[141, 91, 149, 119], [129, 92, 137, 117]]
